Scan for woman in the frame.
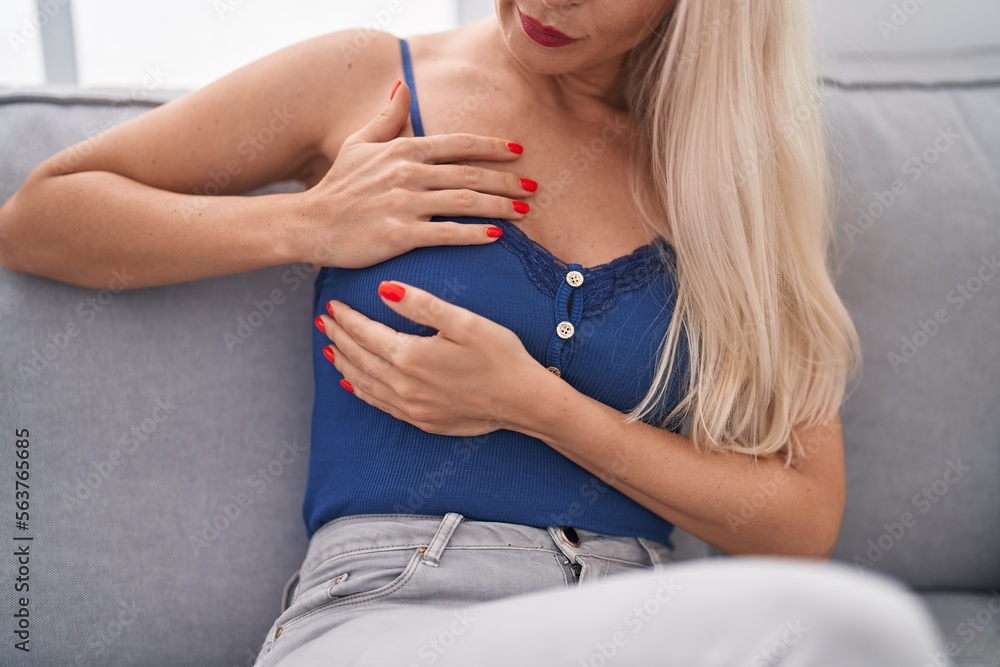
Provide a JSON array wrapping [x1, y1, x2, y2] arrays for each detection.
[[0, 1, 943, 665]]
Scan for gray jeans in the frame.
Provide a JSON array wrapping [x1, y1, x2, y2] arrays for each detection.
[[253, 512, 943, 666]]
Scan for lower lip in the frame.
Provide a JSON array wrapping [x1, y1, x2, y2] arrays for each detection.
[[517, 7, 577, 47]]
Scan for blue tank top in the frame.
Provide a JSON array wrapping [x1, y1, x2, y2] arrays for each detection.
[[302, 37, 689, 548]]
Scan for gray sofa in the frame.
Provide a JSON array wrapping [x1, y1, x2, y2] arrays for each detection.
[[1, 48, 998, 667]]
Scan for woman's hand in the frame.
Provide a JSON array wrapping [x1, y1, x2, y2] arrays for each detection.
[[292, 81, 538, 269], [314, 279, 543, 437]]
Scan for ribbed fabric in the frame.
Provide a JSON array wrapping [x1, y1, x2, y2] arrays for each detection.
[[301, 37, 689, 548]]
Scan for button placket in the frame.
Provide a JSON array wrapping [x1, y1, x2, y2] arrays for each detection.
[[544, 263, 586, 376]]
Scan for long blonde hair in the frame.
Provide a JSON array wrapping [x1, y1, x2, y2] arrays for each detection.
[[622, 0, 862, 466]]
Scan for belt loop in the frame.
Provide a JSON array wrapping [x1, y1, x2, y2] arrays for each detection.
[[421, 512, 464, 567], [637, 536, 673, 567], [280, 569, 301, 612]]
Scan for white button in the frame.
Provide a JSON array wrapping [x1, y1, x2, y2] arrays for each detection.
[[566, 270, 584, 287], [556, 321, 575, 339]]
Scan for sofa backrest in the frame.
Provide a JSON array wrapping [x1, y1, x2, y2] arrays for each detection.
[[823, 51, 1000, 590], [0, 86, 314, 667]]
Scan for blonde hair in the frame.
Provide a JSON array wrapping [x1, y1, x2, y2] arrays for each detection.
[[621, 0, 862, 466]]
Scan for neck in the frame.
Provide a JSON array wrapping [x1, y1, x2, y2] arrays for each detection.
[[473, 17, 631, 120]]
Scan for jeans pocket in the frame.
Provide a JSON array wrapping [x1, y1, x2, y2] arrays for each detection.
[[276, 546, 424, 635], [583, 554, 653, 584]]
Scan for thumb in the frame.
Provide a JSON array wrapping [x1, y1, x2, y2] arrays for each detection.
[[348, 79, 412, 145]]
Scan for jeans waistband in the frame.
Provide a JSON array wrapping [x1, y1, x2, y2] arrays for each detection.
[[300, 513, 674, 579]]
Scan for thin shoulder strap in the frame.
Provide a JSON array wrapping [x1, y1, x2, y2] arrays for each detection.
[[398, 37, 425, 137]]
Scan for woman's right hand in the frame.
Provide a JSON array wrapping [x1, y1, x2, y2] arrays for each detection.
[[293, 80, 536, 269]]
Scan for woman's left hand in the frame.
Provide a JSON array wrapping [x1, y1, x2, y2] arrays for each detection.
[[315, 279, 542, 437]]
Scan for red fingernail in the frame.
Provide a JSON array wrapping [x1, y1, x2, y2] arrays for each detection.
[[486, 226, 503, 238], [390, 79, 402, 100], [323, 346, 335, 364], [507, 142, 523, 154], [326, 302, 335, 318], [378, 281, 405, 301], [520, 178, 537, 192], [340, 378, 354, 393], [314, 316, 325, 333], [512, 200, 530, 214]]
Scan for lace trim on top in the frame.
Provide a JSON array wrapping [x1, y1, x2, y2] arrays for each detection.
[[488, 217, 677, 318]]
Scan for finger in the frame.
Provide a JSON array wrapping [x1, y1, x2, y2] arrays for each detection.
[[416, 163, 537, 199], [322, 340, 422, 427], [372, 280, 479, 345], [317, 312, 406, 386], [322, 300, 428, 368], [418, 188, 530, 222], [321, 340, 399, 413], [414, 133, 524, 165], [341, 373, 421, 428], [346, 79, 411, 145], [408, 220, 506, 249]]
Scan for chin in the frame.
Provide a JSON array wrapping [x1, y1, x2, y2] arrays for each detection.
[[494, 0, 588, 75]]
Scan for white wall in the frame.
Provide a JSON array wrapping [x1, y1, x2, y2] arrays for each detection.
[[3, 1, 998, 89], [1, 0, 47, 86], [0, 0, 458, 89]]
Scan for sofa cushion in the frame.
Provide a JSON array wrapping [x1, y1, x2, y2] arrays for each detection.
[[923, 591, 1000, 667], [823, 51, 1000, 589], [0, 85, 312, 667]]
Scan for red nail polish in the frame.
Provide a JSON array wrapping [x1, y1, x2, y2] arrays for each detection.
[[323, 346, 335, 364], [520, 178, 537, 192], [390, 79, 402, 100], [378, 281, 406, 302], [326, 302, 335, 318], [340, 378, 354, 393], [314, 316, 325, 333], [512, 200, 530, 214], [486, 226, 503, 238], [506, 142, 523, 154]]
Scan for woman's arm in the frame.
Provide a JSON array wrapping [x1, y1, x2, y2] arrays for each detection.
[[512, 370, 846, 559], [0, 30, 410, 289]]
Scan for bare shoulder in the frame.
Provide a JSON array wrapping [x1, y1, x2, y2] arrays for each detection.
[[316, 24, 483, 148], [307, 29, 413, 156], [394, 21, 509, 137]]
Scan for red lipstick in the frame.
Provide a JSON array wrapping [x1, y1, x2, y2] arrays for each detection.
[[516, 4, 578, 47]]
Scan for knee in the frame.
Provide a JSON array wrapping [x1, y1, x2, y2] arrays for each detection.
[[761, 559, 945, 666]]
